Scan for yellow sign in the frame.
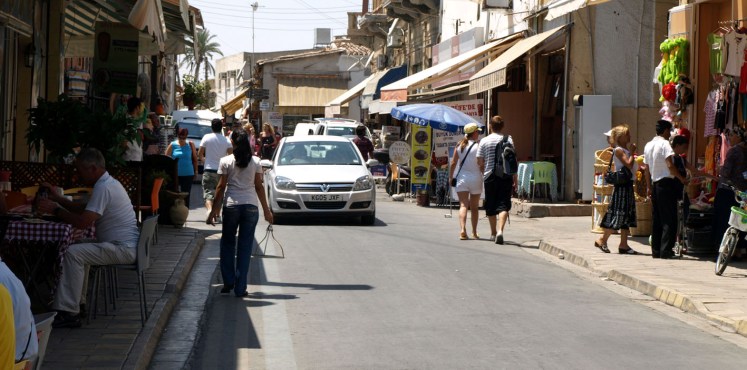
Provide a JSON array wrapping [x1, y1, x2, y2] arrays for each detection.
[[410, 124, 432, 191]]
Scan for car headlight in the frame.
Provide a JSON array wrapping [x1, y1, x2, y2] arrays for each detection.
[[274, 176, 296, 190], [353, 175, 373, 191]]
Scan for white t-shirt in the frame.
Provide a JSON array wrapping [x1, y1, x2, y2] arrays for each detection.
[[218, 155, 262, 207], [454, 140, 480, 177], [724, 32, 747, 77], [200, 132, 232, 170], [643, 136, 674, 182], [86, 172, 140, 247]]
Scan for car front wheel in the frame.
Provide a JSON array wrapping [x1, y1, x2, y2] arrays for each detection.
[[361, 212, 375, 226]]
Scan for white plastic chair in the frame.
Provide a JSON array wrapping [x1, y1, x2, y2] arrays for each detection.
[[110, 215, 158, 326], [31, 312, 57, 370]]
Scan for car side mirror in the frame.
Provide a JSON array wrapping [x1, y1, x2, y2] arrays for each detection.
[[366, 159, 379, 167], [260, 159, 273, 169]]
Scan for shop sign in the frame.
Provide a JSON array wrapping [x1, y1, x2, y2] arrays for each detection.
[[409, 124, 432, 191], [388, 141, 410, 165], [268, 111, 283, 134], [440, 99, 484, 123], [92, 22, 139, 95], [259, 101, 270, 110]]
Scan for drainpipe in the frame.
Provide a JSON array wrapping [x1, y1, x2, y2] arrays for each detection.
[[560, 26, 572, 201]]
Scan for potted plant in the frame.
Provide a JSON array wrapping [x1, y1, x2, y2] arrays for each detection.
[[181, 75, 203, 110], [26, 95, 87, 163], [27, 94, 140, 166]]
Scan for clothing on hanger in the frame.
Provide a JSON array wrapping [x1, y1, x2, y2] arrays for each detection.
[[724, 31, 747, 76], [704, 90, 719, 137]]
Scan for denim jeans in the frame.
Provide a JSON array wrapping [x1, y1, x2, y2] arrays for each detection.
[[220, 204, 259, 295]]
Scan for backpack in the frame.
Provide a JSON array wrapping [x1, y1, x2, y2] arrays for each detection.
[[493, 135, 517, 179]]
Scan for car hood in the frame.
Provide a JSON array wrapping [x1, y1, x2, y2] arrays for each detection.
[[272, 165, 369, 183]]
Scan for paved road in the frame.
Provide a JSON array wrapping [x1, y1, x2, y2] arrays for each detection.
[[185, 193, 747, 369]]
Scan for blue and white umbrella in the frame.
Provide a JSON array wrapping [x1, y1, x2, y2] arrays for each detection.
[[390, 103, 482, 133]]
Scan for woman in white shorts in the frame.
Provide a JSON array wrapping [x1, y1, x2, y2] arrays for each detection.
[[449, 123, 482, 240]]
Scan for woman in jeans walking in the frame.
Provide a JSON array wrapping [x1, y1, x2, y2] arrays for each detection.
[[207, 129, 273, 297]]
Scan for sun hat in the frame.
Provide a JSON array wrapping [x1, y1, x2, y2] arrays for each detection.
[[464, 123, 480, 135]]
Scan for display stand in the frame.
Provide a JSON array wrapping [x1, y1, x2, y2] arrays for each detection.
[[591, 149, 615, 234]]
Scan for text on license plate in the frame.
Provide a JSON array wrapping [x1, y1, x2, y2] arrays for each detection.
[[307, 194, 342, 201]]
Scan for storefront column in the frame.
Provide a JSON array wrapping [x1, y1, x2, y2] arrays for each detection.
[[45, 0, 65, 100]]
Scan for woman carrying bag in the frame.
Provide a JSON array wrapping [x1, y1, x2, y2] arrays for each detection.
[[449, 123, 482, 240], [594, 124, 639, 254], [207, 129, 273, 297]]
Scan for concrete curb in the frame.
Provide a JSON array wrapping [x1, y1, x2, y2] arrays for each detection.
[[122, 233, 206, 370], [538, 239, 747, 337]]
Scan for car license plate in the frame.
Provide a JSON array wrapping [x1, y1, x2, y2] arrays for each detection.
[[307, 194, 343, 201]]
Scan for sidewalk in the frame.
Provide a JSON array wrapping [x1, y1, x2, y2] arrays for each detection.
[[42, 219, 206, 369], [531, 215, 747, 336]]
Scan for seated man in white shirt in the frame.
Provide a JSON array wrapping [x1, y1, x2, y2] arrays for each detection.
[[38, 148, 140, 328]]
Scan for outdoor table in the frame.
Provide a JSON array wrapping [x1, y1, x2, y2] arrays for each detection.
[[0, 217, 95, 309], [517, 161, 558, 202]]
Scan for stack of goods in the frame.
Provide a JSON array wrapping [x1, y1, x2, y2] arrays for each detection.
[[591, 149, 614, 233], [630, 155, 652, 236]]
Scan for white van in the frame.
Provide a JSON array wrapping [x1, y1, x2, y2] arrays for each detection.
[[293, 122, 319, 136], [306, 118, 372, 140]]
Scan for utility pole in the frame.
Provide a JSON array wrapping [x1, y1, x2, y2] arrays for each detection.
[[251, 1, 259, 129]]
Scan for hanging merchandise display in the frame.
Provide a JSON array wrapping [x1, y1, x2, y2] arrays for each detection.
[[657, 37, 690, 101]]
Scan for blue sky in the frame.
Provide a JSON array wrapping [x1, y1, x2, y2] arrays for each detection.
[[189, 0, 363, 57]]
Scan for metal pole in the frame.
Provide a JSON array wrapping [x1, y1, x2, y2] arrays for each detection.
[[251, 2, 259, 127]]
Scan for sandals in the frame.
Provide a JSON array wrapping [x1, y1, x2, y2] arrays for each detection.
[[472, 233, 480, 240], [594, 240, 610, 253], [460, 232, 469, 240], [618, 247, 639, 255]]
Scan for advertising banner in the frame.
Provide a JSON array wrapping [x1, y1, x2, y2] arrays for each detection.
[[440, 99, 484, 123], [410, 124, 432, 192], [92, 22, 139, 95]]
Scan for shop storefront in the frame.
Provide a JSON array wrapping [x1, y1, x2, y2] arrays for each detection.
[[664, 0, 746, 182]]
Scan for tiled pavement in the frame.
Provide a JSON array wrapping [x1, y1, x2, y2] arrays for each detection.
[[40, 192, 747, 369], [42, 223, 205, 369]]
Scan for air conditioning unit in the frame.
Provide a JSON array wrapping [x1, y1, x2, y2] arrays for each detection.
[[387, 28, 404, 48], [376, 54, 388, 70]]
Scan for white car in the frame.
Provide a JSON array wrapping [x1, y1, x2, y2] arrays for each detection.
[[260, 136, 377, 225]]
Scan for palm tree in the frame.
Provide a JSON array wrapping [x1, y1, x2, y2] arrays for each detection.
[[181, 28, 223, 81]]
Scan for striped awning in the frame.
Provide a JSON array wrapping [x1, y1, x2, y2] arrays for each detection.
[[469, 26, 566, 95], [380, 34, 521, 102], [63, 0, 197, 53], [278, 77, 348, 107], [221, 89, 249, 117]]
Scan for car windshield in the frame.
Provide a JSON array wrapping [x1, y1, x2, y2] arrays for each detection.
[[278, 141, 362, 166], [177, 121, 213, 139], [325, 126, 356, 136]]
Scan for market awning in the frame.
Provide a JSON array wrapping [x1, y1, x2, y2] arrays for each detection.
[[380, 34, 521, 102], [469, 26, 566, 95], [361, 65, 408, 107], [128, 0, 166, 47], [221, 88, 249, 116], [278, 77, 348, 107], [63, 0, 197, 56], [545, 0, 610, 21], [325, 73, 378, 111]]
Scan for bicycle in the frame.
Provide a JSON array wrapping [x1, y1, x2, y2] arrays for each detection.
[[714, 184, 747, 275]]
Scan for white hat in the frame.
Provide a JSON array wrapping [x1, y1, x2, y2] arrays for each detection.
[[603, 129, 613, 137]]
